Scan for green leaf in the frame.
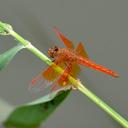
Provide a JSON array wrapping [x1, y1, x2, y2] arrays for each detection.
[[0, 44, 24, 70], [4, 90, 70, 128]]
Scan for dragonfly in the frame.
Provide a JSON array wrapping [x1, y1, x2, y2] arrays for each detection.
[[30, 27, 119, 92]]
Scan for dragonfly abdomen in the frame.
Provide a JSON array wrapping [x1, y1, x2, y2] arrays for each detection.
[[77, 57, 119, 77]]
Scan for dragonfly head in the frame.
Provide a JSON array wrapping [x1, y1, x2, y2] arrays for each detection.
[[48, 46, 59, 58]]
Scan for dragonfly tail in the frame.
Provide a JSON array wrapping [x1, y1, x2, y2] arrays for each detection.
[[78, 57, 119, 77]]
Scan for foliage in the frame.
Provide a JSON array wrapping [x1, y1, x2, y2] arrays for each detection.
[[0, 44, 24, 70], [4, 90, 70, 128]]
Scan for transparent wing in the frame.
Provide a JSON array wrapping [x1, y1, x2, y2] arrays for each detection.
[[29, 55, 65, 93]]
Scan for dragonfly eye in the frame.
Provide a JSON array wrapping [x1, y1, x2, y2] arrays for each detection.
[[54, 46, 59, 51]]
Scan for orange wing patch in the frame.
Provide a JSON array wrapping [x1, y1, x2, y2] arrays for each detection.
[[57, 62, 81, 86], [53, 27, 74, 49], [42, 55, 65, 81], [42, 64, 59, 81], [71, 63, 81, 78], [75, 42, 89, 58]]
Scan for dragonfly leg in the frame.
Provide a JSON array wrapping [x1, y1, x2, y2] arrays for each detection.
[[28, 73, 42, 90], [50, 81, 61, 92], [57, 62, 72, 86]]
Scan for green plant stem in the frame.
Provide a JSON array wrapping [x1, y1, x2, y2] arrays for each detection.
[[78, 83, 128, 128], [0, 22, 128, 127]]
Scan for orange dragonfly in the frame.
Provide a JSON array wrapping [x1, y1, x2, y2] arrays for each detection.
[[30, 27, 119, 92]]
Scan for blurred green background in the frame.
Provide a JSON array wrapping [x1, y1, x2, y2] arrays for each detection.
[[0, 0, 127, 127]]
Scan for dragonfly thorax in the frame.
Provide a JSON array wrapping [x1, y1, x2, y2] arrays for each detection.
[[59, 48, 77, 62]]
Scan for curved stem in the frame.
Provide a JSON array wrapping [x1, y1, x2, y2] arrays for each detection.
[[0, 21, 128, 127]]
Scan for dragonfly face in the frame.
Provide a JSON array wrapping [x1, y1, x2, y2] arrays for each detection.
[[48, 46, 59, 58]]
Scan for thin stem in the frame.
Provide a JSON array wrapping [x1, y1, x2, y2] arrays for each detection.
[[78, 83, 128, 128], [0, 21, 128, 127]]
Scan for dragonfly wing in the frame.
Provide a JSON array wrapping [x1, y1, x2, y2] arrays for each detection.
[[53, 27, 74, 49], [75, 42, 89, 58], [42, 56, 65, 81], [57, 62, 80, 86], [57, 62, 72, 86], [29, 76, 53, 94], [42, 64, 60, 81], [30, 55, 65, 94], [71, 62, 81, 78]]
